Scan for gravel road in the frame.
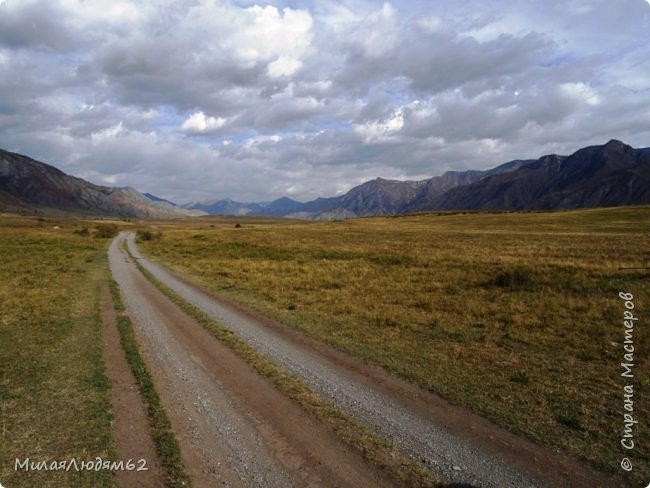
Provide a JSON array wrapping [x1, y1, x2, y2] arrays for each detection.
[[119, 231, 615, 488], [109, 233, 395, 487]]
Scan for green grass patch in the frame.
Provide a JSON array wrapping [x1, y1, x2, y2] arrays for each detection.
[[108, 279, 191, 488]]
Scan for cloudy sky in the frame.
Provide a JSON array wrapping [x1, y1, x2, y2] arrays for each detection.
[[1, 0, 649, 203]]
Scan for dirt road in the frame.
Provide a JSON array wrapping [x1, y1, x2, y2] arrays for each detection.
[[111, 232, 614, 487], [101, 285, 166, 488]]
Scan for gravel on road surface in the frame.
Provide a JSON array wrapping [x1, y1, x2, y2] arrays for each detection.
[[109, 233, 396, 487]]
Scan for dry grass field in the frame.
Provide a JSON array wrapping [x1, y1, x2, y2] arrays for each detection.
[[0, 215, 117, 487], [138, 206, 649, 483]]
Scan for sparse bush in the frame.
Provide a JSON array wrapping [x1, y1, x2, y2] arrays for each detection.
[[93, 223, 118, 238], [413, 297, 432, 311], [322, 282, 340, 290], [491, 266, 536, 290], [369, 252, 415, 266], [556, 412, 584, 431], [137, 230, 154, 241], [136, 230, 162, 241], [510, 370, 530, 384], [444, 285, 461, 295], [374, 315, 400, 328], [74, 227, 90, 236]]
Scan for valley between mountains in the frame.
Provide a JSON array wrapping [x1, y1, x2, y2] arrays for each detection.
[[108, 231, 615, 487]]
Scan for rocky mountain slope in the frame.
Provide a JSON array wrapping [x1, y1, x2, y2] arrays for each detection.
[[0, 148, 202, 218], [424, 139, 650, 211]]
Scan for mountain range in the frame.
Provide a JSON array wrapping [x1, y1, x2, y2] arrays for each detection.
[[185, 139, 650, 218], [1, 139, 648, 219]]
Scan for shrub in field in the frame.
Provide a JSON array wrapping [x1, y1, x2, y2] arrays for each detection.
[[509, 370, 530, 384], [94, 223, 119, 238], [490, 265, 537, 290], [136, 230, 162, 241]]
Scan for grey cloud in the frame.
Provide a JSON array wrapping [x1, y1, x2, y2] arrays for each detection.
[[92, 37, 269, 112], [332, 26, 552, 99], [0, 1, 75, 51]]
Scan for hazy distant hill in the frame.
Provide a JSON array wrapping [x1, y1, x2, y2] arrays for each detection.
[[0, 148, 202, 218], [184, 195, 341, 218], [184, 198, 266, 216]]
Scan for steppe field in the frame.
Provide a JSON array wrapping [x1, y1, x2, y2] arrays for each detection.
[[0, 215, 116, 487], [138, 206, 649, 483], [1, 206, 648, 486]]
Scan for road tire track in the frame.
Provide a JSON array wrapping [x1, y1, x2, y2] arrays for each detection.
[[109, 233, 398, 487]]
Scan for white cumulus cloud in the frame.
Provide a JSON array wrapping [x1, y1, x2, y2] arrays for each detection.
[[181, 112, 227, 133], [267, 55, 303, 78], [560, 82, 601, 106], [91, 121, 124, 143], [229, 5, 313, 64], [354, 109, 404, 142]]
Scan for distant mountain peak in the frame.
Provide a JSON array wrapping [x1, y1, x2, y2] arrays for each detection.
[[605, 138, 627, 147], [603, 139, 633, 153], [272, 196, 298, 203]]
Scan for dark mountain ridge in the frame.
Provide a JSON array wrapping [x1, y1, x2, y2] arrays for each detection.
[[429, 139, 650, 211], [0, 148, 202, 218]]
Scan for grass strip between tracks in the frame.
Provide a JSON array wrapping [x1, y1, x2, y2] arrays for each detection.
[[108, 277, 192, 488], [124, 239, 439, 488]]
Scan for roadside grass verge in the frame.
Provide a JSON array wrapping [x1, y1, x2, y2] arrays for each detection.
[[108, 278, 191, 488], [125, 241, 438, 487], [0, 215, 114, 487], [137, 206, 650, 484]]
